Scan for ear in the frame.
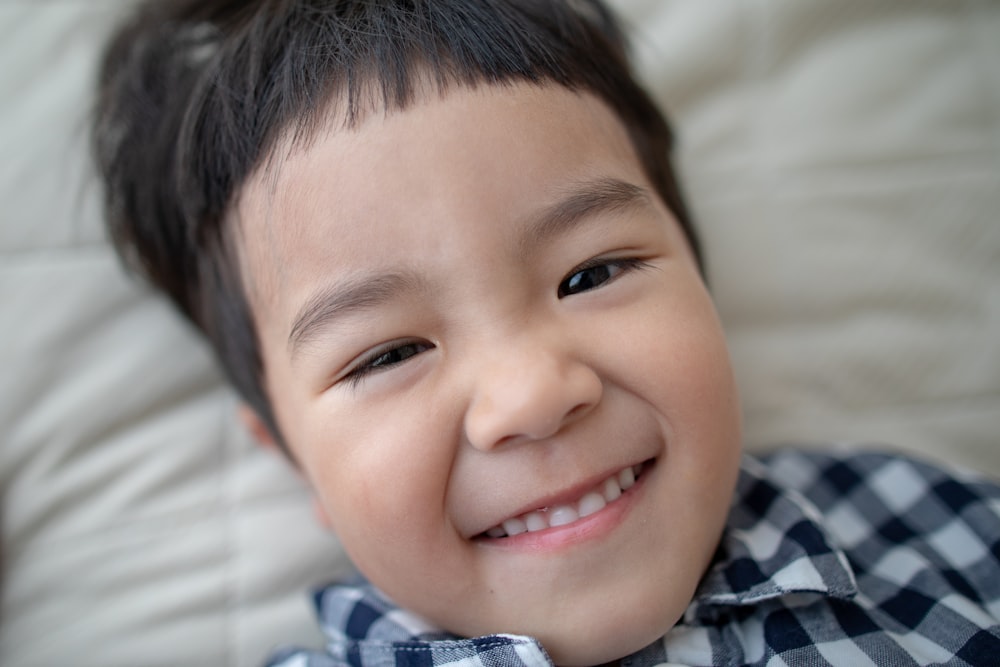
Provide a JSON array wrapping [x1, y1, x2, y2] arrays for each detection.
[[237, 404, 335, 531], [238, 403, 277, 449]]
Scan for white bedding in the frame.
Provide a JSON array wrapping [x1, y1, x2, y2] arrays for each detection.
[[2, 1, 998, 665]]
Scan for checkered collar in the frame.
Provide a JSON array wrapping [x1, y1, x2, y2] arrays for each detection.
[[690, 455, 858, 614], [306, 455, 858, 664]]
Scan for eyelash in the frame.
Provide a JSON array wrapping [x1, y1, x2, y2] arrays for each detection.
[[342, 257, 650, 387], [557, 257, 652, 299], [344, 339, 433, 388]]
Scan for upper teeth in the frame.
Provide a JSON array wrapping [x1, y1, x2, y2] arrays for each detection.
[[483, 464, 642, 538]]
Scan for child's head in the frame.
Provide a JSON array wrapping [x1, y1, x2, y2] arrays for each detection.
[[95, 1, 742, 663]]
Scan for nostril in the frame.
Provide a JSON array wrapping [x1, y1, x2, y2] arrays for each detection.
[[565, 402, 592, 422], [465, 360, 601, 450], [492, 434, 518, 449]]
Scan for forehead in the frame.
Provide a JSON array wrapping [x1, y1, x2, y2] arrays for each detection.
[[234, 82, 646, 335]]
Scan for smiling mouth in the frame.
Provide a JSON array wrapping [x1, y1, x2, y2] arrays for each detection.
[[477, 460, 651, 539]]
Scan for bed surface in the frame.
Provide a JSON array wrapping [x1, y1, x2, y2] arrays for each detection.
[[2, 1, 998, 664]]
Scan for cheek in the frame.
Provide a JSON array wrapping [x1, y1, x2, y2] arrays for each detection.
[[295, 397, 459, 566], [619, 279, 736, 405], [612, 277, 742, 463]]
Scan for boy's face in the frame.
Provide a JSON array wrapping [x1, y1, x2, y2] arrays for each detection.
[[238, 83, 742, 665]]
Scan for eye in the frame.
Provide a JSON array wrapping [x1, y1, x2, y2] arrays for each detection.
[[344, 340, 433, 387], [558, 258, 650, 299]]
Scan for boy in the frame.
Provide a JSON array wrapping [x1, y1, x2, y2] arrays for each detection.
[[93, 1, 1000, 665]]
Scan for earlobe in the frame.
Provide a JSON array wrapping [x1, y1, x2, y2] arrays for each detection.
[[237, 404, 332, 530], [238, 403, 277, 449]]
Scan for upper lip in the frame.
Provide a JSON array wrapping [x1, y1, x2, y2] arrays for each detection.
[[470, 459, 649, 537]]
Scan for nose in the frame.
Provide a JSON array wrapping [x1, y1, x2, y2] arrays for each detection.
[[463, 336, 603, 451]]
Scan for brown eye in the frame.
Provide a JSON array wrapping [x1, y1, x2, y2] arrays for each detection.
[[346, 340, 433, 386], [559, 264, 616, 297], [369, 344, 422, 369], [558, 258, 650, 299]]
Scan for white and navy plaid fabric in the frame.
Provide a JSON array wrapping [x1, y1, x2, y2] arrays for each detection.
[[266, 450, 1000, 666]]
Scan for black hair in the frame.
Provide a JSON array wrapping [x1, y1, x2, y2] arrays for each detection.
[[93, 0, 698, 449]]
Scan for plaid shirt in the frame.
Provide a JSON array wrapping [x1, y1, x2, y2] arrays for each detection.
[[267, 450, 1000, 666]]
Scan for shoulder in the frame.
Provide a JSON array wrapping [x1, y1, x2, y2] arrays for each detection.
[[711, 448, 1000, 664], [746, 447, 1000, 606], [749, 447, 1000, 517], [747, 448, 1000, 564]]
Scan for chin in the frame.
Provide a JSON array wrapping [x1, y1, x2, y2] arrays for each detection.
[[530, 597, 683, 667]]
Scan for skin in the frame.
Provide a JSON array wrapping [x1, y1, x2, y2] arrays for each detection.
[[236, 82, 743, 666]]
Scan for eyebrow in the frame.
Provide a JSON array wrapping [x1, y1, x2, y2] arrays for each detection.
[[287, 177, 649, 356], [288, 272, 422, 356], [518, 177, 650, 257]]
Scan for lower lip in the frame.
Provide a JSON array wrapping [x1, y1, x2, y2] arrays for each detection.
[[476, 460, 654, 553]]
